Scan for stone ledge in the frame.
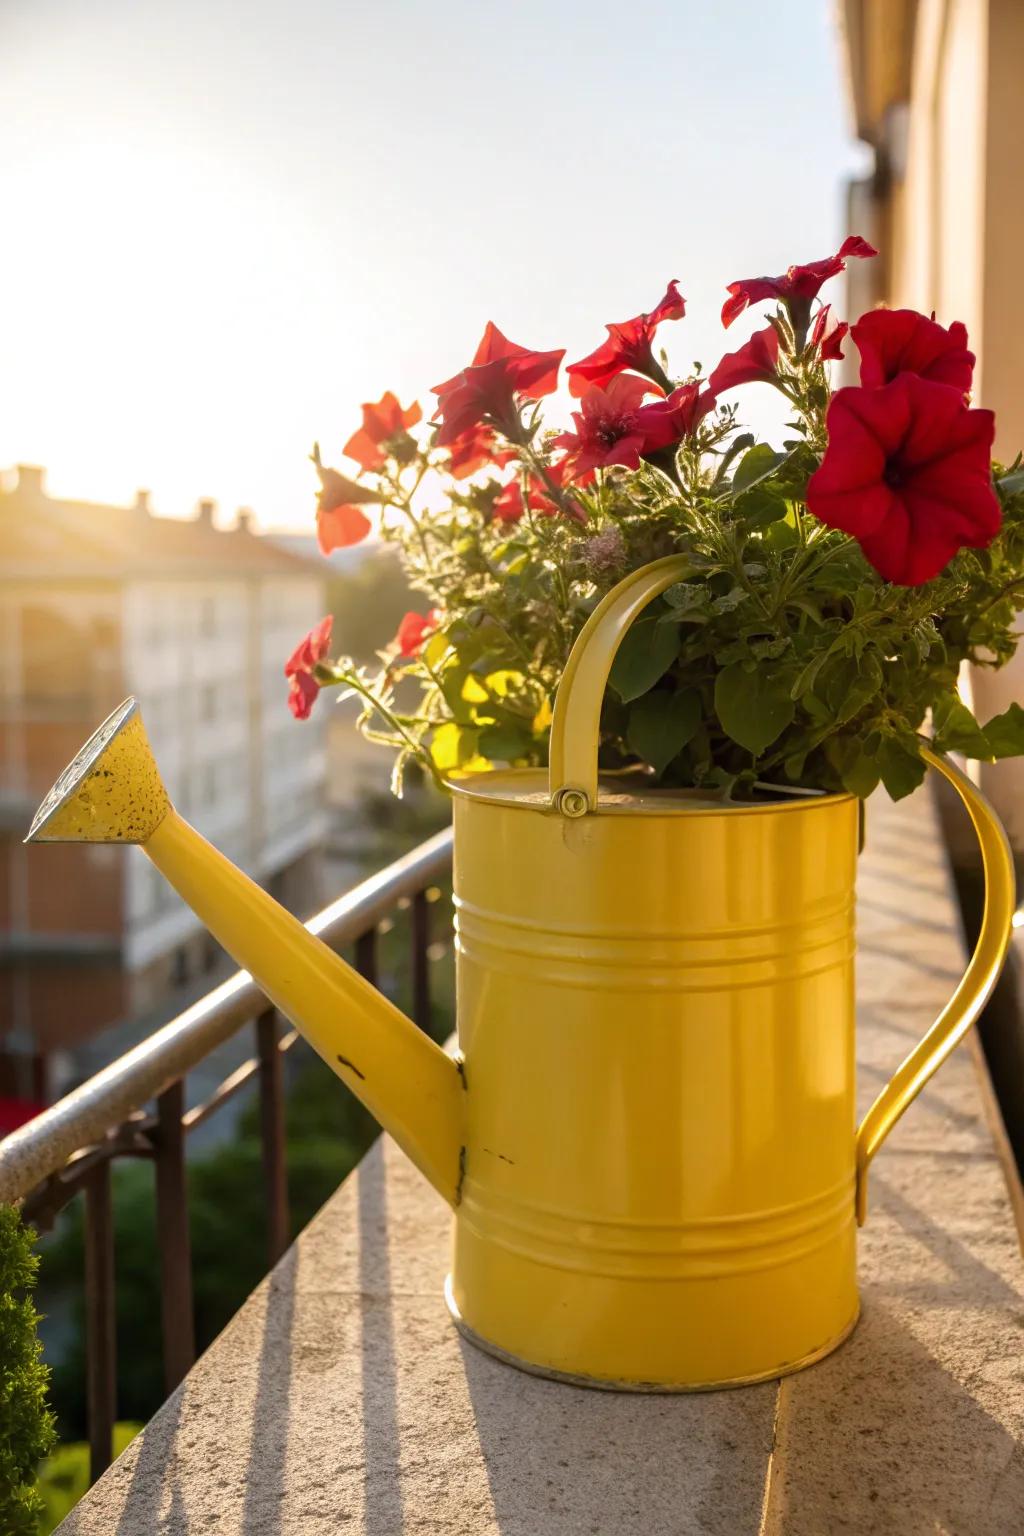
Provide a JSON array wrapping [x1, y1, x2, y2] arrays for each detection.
[[59, 786, 1024, 1534]]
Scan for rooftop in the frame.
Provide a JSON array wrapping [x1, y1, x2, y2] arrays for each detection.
[[0, 465, 322, 581]]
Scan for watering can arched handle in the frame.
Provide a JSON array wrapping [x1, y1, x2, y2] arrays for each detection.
[[549, 554, 695, 814], [854, 747, 1015, 1223]]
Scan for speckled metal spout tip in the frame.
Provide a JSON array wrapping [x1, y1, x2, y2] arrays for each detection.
[[25, 696, 171, 844]]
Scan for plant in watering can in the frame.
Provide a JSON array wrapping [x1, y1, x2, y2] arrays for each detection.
[[26, 240, 1020, 1389]]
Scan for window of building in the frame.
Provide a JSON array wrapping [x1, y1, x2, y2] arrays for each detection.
[[199, 594, 217, 637]]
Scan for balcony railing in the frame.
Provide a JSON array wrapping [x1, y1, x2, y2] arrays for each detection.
[[0, 826, 454, 1485]]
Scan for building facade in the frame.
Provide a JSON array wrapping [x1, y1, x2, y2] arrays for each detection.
[[838, 0, 1024, 847], [0, 466, 328, 1100]]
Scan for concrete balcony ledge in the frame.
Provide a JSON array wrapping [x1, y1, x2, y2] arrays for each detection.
[[59, 788, 1024, 1534]]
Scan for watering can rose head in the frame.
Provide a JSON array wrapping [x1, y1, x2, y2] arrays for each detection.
[[291, 239, 1024, 803]]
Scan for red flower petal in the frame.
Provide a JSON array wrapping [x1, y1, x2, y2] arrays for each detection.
[[493, 475, 559, 524], [807, 374, 999, 585], [288, 671, 321, 721], [284, 614, 334, 678], [721, 237, 877, 328], [317, 503, 372, 554], [431, 324, 564, 446], [343, 391, 422, 471], [852, 308, 974, 394], [810, 305, 849, 361], [633, 383, 715, 453], [567, 281, 685, 397], [394, 609, 440, 657], [706, 326, 781, 396]]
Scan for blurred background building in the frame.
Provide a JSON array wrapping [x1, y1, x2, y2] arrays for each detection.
[[839, 0, 1024, 848], [0, 464, 328, 1111], [840, 0, 1024, 1167]]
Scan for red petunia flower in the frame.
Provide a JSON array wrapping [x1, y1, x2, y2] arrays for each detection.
[[721, 236, 877, 329], [445, 424, 517, 480], [551, 375, 655, 478], [806, 374, 999, 586], [285, 615, 333, 720], [311, 444, 377, 554], [852, 308, 975, 395], [632, 382, 717, 453], [343, 391, 422, 472], [810, 304, 849, 362], [706, 326, 781, 397], [432, 323, 564, 447], [492, 474, 560, 524], [567, 280, 685, 397], [394, 609, 441, 658]]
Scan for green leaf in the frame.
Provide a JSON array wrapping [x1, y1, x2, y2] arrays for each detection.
[[626, 689, 701, 774], [714, 664, 796, 756], [982, 701, 1024, 758], [710, 586, 749, 615], [931, 692, 991, 756], [877, 736, 926, 800], [430, 722, 479, 771], [608, 614, 682, 703], [731, 444, 782, 499], [826, 653, 884, 724], [734, 484, 788, 528], [477, 722, 532, 761], [997, 467, 1024, 499], [664, 581, 708, 612], [826, 737, 881, 798]]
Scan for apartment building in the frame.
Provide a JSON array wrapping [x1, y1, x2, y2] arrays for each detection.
[[0, 465, 328, 1100]]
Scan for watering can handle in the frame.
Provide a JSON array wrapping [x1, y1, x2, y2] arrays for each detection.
[[854, 747, 1015, 1224], [549, 554, 695, 814]]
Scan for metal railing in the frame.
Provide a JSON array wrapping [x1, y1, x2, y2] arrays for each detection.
[[0, 827, 454, 1484]]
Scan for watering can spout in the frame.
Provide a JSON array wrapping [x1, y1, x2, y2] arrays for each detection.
[[26, 699, 465, 1206]]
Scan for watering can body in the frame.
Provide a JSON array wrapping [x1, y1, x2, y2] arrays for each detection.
[[27, 555, 1015, 1390], [449, 774, 860, 1386]]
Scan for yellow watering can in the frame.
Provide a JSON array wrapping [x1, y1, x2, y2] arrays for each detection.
[[27, 555, 1015, 1390]]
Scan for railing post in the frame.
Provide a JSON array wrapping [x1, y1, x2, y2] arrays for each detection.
[[411, 889, 431, 1032], [257, 1008, 289, 1266], [355, 927, 378, 987], [154, 1079, 195, 1395], [84, 1161, 116, 1484]]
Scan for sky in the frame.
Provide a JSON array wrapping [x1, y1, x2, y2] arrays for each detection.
[[0, 0, 868, 532]]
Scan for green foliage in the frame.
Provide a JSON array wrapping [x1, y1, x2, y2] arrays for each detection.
[[608, 614, 681, 703], [626, 689, 700, 775], [36, 1423, 140, 1535], [0, 1205, 56, 1533], [327, 546, 415, 664], [308, 309, 1024, 803]]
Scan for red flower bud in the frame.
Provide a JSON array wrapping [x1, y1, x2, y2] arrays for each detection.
[[284, 615, 333, 720], [810, 305, 848, 362]]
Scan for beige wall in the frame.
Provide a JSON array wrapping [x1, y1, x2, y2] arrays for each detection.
[[881, 0, 1024, 454], [848, 0, 1024, 847]]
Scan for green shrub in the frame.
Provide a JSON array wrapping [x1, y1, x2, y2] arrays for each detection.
[[0, 1205, 56, 1534], [36, 1423, 140, 1535]]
